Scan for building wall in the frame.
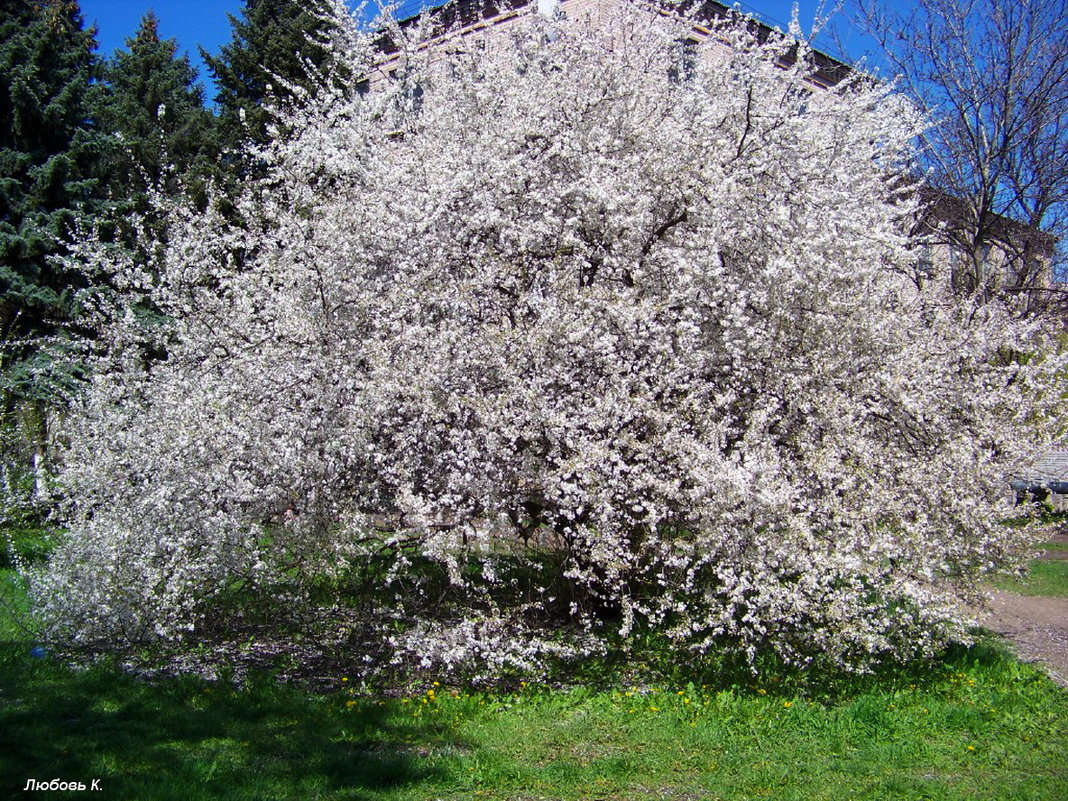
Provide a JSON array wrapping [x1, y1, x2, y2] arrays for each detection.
[[370, 0, 852, 88]]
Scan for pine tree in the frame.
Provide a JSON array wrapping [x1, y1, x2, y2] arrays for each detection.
[[0, 0, 103, 377], [0, 0, 105, 508], [95, 11, 220, 230], [204, 0, 338, 154]]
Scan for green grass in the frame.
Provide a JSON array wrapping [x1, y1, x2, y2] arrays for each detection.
[[996, 559, 1068, 597], [0, 640, 1065, 800], [0, 567, 31, 641], [0, 524, 60, 568], [2, 529, 1067, 800]]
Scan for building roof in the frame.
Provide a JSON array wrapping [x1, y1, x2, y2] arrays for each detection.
[[377, 0, 855, 88]]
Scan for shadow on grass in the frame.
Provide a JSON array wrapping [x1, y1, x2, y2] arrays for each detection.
[[0, 644, 456, 800], [568, 630, 1025, 705]]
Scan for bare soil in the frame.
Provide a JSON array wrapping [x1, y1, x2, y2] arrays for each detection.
[[977, 590, 1068, 686], [1046, 530, 1068, 547], [975, 529, 1068, 687]]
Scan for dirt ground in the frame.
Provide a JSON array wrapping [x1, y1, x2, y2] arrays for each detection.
[[975, 530, 1068, 687], [978, 591, 1068, 686]]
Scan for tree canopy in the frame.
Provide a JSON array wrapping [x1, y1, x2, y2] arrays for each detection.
[[94, 11, 220, 219], [204, 0, 340, 154], [858, 0, 1068, 301]]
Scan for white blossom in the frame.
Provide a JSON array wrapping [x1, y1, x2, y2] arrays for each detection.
[[31, 2, 1066, 673]]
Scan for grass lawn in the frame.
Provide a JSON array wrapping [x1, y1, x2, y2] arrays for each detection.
[[996, 557, 1068, 598], [0, 637, 1065, 800], [2, 566, 1067, 800]]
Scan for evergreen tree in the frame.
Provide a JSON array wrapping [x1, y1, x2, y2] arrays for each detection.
[[95, 11, 220, 230], [203, 0, 338, 153], [0, 0, 105, 508], [0, 0, 103, 390]]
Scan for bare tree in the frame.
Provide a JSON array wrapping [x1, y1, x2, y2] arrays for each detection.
[[857, 0, 1068, 307]]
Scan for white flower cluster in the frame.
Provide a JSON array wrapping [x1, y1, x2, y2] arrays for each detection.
[[389, 613, 604, 683], [31, 2, 1065, 672]]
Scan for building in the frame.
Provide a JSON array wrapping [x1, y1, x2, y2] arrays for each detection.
[[368, 0, 1056, 298], [372, 0, 853, 88]]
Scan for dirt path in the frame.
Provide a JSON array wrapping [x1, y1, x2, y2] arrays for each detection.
[[975, 530, 1068, 687], [977, 590, 1068, 686]]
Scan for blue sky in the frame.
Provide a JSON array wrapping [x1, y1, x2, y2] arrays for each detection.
[[80, 0, 242, 98], [79, 0, 878, 100]]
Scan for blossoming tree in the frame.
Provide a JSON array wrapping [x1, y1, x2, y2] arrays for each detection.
[[31, 0, 1066, 675]]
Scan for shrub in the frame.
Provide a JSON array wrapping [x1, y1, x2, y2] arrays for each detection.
[[30, 1, 1066, 673]]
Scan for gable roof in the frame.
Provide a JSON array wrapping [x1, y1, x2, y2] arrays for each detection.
[[377, 0, 855, 89]]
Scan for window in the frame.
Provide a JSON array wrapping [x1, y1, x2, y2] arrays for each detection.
[[668, 38, 699, 84], [916, 245, 935, 280], [389, 67, 424, 114]]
